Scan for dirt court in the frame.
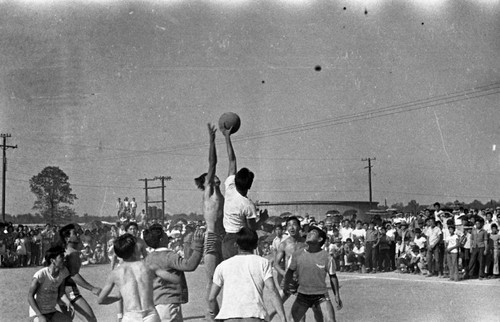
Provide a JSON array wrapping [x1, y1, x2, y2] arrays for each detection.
[[1, 264, 499, 322]]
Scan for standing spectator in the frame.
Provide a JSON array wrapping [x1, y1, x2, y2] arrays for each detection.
[[425, 217, 443, 277], [374, 226, 391, 272], [464, 218, 488, 280], [445, 225, 460, 282], [15, 232, 27, 267], [486, 224, 499, 278], [130, 197, 137, 221], [351, 221, 366, 242], [30, 229, 41, 267], [116, 197, 123, 218], [24, 231, 32, 266], [40, 224, 54, 264], [137, 209, 147, 229], [434, 202, 444, 223], [339, 220, 353, 243], [365, 221, 379, 273]]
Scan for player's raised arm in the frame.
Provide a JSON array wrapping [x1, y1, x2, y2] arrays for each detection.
[[222, 127, 236, 177], [206, 123, 217, 193]]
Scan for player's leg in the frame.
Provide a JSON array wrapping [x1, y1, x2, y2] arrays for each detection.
[[72, 296, 97, 322], [50, 311, 73, 322], [291, 296, 310, 322], [318, 296, 336, 322], [204, 252, 219, 319]]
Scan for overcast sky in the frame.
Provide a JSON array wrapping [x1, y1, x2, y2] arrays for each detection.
[[1, 0, 499, 218]]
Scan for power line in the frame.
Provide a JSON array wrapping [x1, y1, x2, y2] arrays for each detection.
[[39, 80, 500, 163]]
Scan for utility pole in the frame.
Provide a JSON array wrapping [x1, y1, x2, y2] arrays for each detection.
[[1, 134, 17, 223], [362, 157, 376, 208], [139, 176, 172, 222]]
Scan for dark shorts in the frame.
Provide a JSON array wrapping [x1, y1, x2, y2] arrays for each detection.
[[295, 293, 330, 309], [205, 232, 223, 256], [222, 233, 239, 260]]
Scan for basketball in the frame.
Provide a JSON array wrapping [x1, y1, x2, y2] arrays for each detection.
[[218, 112, 241, 134]]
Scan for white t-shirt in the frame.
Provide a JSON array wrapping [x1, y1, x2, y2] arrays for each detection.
[[29, 267, 70, 316], [213, 254, 272, 320], [223, 175, 258, 233], [414, 236, 427, 250], [352, 228, 366, 240], [339, 227, 353, 242], [445, 234, 459, 253]]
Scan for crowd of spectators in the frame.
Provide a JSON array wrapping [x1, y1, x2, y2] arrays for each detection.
[[0, 218, 205, 269], [267, 204, 500, 281], [2, 203, 499, 283]]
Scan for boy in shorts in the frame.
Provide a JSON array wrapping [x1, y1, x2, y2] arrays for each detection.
[[284, 226, 343, 322], [98, 233, 167, 322]]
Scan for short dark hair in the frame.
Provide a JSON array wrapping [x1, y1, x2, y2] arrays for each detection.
[[194, 173, 207, 190], [235, 168, 254, 191], [286, 216, 301, 228], [236, 227, 258, 251], [44, 245, 65, 266], [125, 222, 139, 232], [143, 224, 164, 249], [59, 224, 76, 244], [114, 233, 137, 260], [434, 202, 441, 207], [308, 226, 327, 246], [491, 223, 498, 230]]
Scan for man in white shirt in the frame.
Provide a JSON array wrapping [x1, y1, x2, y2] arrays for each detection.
[[208, 228, 286, 322], [433, 202, 444, 224], [424, 217, 443, 277], [221, 127, 261, 260], [339, 220, 353, 243], [351, 221, 366, 242]]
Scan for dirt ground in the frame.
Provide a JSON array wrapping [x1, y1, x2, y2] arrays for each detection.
[[1, 264, 499, 322]]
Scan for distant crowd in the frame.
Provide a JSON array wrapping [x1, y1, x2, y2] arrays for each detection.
[[0, 218, 204, 269], [269, 203, 500, 281]]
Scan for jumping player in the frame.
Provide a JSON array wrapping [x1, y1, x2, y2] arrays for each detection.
[[221, 125, 262, 259], [194, 123, 225, 318]]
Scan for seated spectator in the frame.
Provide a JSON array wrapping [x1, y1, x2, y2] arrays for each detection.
[[80, 245, 93, 266], [343, 238, 355, 272], [93, 243, 107, 264], [351, 238, 365, 272]]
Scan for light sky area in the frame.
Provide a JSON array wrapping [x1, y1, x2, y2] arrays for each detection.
[[0, 0, 499, 218]]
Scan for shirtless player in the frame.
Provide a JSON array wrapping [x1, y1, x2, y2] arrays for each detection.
[[59, 224, 101, 322], [98, 233, 161, 322], [194, 123, 225, 318], [271, 217, 307, 321]]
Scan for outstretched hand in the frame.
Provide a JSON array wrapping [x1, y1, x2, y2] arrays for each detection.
[[335, 295, 343, 310], [221, 126, 233, 138], [207, 123, 216, 140], [193, 228, 205, 243]]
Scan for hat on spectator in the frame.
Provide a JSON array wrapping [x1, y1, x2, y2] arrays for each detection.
[[96, 243, 102, 248], [400, 221, 408, 227]]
